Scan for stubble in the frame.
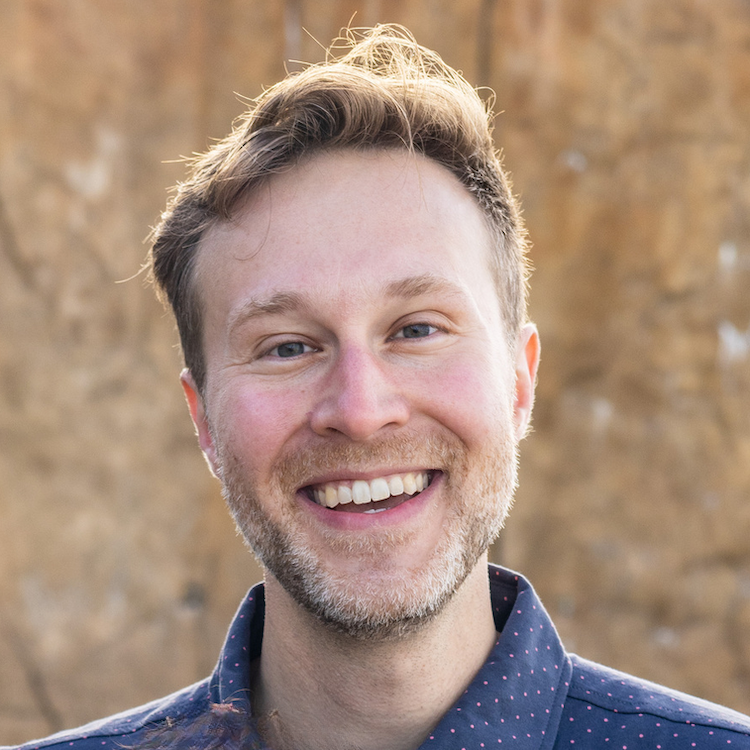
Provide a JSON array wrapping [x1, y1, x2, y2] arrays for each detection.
[[216, 425, 518, 641]]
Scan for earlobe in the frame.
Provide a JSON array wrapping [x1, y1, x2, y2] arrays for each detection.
[[180, 369, 220, 478], [513, 324, 541, 441]]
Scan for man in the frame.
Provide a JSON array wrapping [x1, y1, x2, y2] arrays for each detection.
[[6, 25, 750, 750]]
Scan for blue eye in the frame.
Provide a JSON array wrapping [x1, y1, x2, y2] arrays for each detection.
[[399, 323, 436, 339], [272, 342, 310, 358]]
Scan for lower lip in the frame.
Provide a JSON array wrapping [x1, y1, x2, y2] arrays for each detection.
[[298, 473, 442, 531]]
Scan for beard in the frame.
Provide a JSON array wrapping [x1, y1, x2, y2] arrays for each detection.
[[215, 424, 518, 641]]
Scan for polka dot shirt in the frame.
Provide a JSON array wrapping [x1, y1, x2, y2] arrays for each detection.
[[4, 567, 749, 749]]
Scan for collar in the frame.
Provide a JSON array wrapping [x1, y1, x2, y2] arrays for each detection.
[[208, 565, 573, 749], [424, 566, 573, 748]]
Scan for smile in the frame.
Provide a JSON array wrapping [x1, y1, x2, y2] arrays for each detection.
[[305, 471, 434, 513]]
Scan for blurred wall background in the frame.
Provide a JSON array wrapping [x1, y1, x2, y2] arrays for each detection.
[[0, 0, 748, 743]]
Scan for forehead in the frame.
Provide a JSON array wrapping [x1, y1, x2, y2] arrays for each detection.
[[194, 149, 498, 329]]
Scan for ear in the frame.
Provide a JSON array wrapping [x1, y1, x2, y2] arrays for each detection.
[[513, 323, 540, 441], [180, 369, 220, 478]]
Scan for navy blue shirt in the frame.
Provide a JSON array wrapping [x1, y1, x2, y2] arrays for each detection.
[[5, 565, 750, 749]]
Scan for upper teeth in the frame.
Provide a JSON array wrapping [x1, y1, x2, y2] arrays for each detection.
[[312, 471, 430, 509]]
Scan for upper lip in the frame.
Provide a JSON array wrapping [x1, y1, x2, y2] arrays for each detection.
[[298, 468, 438, 490]]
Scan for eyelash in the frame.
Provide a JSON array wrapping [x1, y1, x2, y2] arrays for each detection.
[[260, 320, 445, 361], [266, 341, 315, 359], [391, 322, 441, 340]]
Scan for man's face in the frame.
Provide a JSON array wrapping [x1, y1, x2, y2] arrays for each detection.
[[183, 150, 538, 639]]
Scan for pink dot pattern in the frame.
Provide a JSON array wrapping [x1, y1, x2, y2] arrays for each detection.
[[3, 569, 749, 749]]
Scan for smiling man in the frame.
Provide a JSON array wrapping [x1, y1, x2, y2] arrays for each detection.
[[187, 149, 530, 651], [7, 24, 750, 750]]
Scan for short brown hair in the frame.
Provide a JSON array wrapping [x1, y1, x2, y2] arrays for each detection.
[[149, 25, 529, 393]]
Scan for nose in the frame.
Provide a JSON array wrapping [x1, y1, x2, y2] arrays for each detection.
[[309, 344, 410, 441]]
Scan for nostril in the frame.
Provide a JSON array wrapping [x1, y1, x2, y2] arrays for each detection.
[[308, 347, 410, 440]]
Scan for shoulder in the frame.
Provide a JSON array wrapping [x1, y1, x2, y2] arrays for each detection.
[[0, 679, 212, 750], [558, 654, 750, 747]]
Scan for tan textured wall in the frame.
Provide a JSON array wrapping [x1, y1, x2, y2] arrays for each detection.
[[497, 0, 750, 713], [0, 0, 748, 744]]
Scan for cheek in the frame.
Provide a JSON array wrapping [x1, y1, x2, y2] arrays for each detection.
[[412, 358, 514, 445], [213, 384, 310, 468]]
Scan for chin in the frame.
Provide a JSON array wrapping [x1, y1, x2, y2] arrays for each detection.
[[216, 425, 518, 640], [224, 479, 513, 642]]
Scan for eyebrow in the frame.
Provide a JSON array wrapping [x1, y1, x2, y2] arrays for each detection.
[[227, 274, 465, 334], [383, 274, 464, 300], [227, 291, 309, 335]]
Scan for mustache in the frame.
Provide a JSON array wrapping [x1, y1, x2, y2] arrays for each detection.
[[266, 431, 468, 495]]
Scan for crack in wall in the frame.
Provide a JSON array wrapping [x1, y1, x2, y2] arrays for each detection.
[[0, 189, 36, 292], [0, 618, 63, 734], [476, 0, 498, 89]]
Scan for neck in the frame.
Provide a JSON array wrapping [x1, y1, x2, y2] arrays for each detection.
[[251, 556, 497, 750]]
